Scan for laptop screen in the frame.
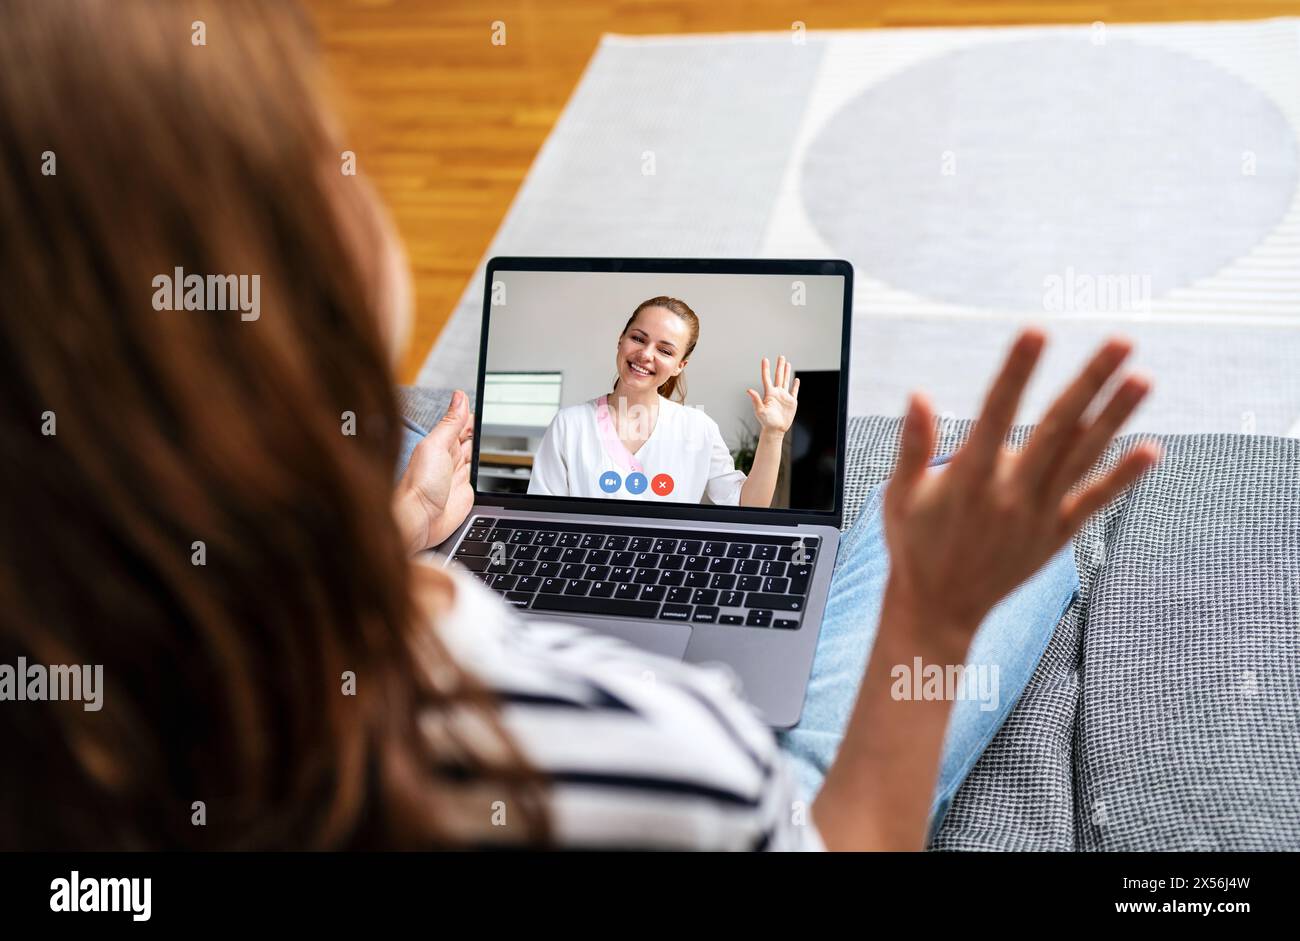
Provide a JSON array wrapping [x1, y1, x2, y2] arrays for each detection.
[[475, 263, 848, 515]]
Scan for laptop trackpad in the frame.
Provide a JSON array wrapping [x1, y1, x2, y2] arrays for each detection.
[[532, 615, 692, 660], [600, 620, 693, 659]]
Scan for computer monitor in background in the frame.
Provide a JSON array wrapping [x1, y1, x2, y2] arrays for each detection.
[[476, 371, 564, 494], [481, 371, 562, 436], [786, 370, 839, 512]]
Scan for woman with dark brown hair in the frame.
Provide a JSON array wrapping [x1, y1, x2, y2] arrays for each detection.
[[0, 0, 1159, 851]]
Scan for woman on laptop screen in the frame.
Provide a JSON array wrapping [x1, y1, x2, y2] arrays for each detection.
[[526, 296, 799, 506]]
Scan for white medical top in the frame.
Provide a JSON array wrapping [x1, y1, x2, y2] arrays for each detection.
[[526, 394, 747, 505]]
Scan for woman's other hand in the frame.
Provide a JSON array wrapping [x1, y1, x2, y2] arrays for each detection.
[[813, 329, 1161, 851], [883, 329, 1161, 654], [746, 355, 800, 434], [394, 389, 475, 555]]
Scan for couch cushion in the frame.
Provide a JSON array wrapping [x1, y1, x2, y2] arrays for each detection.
[[1075, 432, 1300, 850]]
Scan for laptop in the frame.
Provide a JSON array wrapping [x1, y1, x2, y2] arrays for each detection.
[[437, 257, 853, 728]]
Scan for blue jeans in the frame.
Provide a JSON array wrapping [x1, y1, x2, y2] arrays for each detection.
[[399, 427, 1078, 840], [776, 454, 1079, 840]]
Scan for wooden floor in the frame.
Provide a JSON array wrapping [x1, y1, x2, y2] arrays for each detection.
[[305, 0, 1300, 382]]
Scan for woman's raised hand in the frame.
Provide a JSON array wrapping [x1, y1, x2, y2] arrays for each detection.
[[394, 389, 476, 555], [746, 355, 800, 435], [882, 329, 1161, 652]]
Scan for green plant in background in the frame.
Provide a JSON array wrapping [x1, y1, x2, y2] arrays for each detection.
[[732, 418, 759, 474]]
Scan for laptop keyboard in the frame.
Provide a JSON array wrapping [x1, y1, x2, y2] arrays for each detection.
[[451, 517, 820, 630]]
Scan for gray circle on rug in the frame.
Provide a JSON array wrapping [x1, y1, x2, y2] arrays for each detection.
[[801, 38, 1299, 310]]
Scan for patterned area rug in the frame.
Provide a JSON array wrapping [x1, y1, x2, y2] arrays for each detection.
[[417, 19, 1300, 435]]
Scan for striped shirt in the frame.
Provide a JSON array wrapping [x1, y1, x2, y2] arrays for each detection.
[[428, 560, 825, 851]]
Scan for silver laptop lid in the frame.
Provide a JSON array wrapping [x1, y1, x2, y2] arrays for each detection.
[[470, 258, 853, 529]]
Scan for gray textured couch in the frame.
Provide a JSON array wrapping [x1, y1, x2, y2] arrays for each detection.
[[401, 387, 1300, 851]]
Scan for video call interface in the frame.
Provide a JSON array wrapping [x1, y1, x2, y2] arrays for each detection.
[[476, 268, 845, 513]]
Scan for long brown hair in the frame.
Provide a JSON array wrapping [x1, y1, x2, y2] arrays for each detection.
[[0, 0, 546, 849], [618, 296, 700, 403]]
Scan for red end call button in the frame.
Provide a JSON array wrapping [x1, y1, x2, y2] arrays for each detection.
[[651, 473, 674, 496]]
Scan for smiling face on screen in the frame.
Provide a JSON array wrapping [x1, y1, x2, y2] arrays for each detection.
[[615, 305, 691, 395]]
